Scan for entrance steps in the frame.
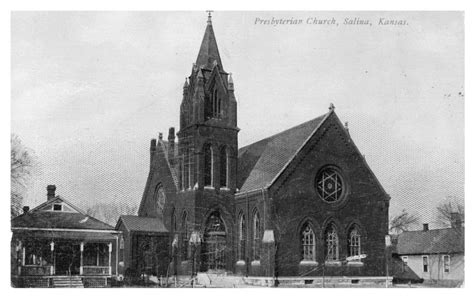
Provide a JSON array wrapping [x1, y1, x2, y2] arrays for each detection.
[[196, 272, 245, 287], [52, 276, 84, 288]]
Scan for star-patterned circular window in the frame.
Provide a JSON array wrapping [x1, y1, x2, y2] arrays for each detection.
[[316, 167, 345, 203]]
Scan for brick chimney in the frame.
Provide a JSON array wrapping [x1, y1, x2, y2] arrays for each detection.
[[150, 138, 157, 166], [47, 185, 56, 201], [168, 127, 175, 166], [423, 223, 429, 231]]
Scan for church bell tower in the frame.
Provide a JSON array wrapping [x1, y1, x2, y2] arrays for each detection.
[[177, 13, 239, 193]]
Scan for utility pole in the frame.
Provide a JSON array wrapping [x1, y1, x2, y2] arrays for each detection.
[[385, 235, 391, 288]]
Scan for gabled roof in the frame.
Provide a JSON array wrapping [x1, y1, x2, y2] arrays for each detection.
[[116, 215, 168, 233], [12, 196, 114, 231], [158, 140, 179, 188], [196, 18, 224, 71], [29, 196, 84, 214], [237, 113, 328, 192], [396, 227, 464, 255]]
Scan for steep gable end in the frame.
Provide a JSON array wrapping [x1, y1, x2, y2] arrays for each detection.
[[30, 196, 84, 214], [138, 139, 177, 217], [271, 111, 389, 198]]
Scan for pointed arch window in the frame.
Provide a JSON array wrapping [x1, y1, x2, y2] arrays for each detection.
[[325, 223, 339, 261], [183, 150, 190, 190], [204, 144, 213, 187], [348, 226, 361, 257], [212, 89, 222, 118], [178, 157, 183, 191], [181, 211, 189, 260], [238, 213, 246, 261], [188, 148, 194, 189], [219, 146, 228, 188], [301, 223, 316, 261], [252, 211, 261, 261], [205, 88, 222, 119]]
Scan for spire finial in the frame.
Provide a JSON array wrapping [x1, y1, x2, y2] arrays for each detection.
[[329, 103, 335, 111], [206, 10, 213, 24]]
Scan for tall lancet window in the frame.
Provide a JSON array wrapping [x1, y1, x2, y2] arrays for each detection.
[[219, 146, 228, 188], [183, 150, 189, 190], [253, 211, 261, 261], [204, 144, 213, 187], [206, 88, 221, 119], [238, 213, 246, 261], [325, 223, 339, 261], [348, 226, 361, 257], [212, 89, 218, 118], [178, 157, 183, 191], [301, 223, 316, 261], [188, 148, 193, 189]]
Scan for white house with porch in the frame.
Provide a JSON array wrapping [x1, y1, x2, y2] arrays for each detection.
[[11, 185, 121, 288]]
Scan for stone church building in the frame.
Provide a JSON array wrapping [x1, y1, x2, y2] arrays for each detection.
[[130, 15, 390, 279]]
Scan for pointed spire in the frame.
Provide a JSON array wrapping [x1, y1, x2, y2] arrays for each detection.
[[196, 12, 223, 71], [183, 78, 189, 96]]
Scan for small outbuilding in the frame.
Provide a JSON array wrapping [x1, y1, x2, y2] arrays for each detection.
[[115, 215, 170, 279]]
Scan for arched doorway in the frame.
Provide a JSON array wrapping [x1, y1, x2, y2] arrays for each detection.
[[202, 211, 226, 271]]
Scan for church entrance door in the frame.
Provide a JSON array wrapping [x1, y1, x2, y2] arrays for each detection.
[[202, 211, 226, 272]]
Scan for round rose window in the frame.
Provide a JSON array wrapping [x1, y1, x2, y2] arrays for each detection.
[[316, 167, 345, 203]]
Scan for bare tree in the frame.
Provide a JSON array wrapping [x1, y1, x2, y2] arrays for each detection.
[[389, 209, 420, 234], [436, 197, 464, 229], [86, 201, 138, 226], [11, 134, 38, 218]]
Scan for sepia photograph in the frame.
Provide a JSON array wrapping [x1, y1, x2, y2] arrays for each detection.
[[9, 10, 464, 288]]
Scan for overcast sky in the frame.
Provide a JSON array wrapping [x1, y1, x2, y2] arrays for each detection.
[[11, 11, 464, 228]]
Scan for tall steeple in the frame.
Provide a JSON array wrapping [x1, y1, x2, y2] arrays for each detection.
[[195, 11, 224, 71], [177, 13, 238, 192]]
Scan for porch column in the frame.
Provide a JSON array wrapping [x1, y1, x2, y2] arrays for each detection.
[[108, 242, 112, 275], [22, 246, 25, 266], [50, 241, 55, 275], [16, 241, 22, 275], [80, 242, 84, 275]]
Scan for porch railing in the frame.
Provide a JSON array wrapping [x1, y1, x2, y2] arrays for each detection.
[[82, 266, 111, 276], [21, 265, 52, 276]]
